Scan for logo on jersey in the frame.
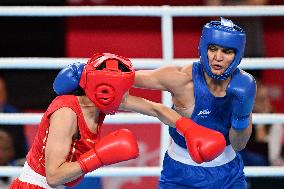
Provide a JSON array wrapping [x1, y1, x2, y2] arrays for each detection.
[[197, 109, 211, 118]]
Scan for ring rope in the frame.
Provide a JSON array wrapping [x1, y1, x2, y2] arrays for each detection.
[[1, 166, 284, 177], [0, 113, 283, 125], [0, 57, 284, 70]]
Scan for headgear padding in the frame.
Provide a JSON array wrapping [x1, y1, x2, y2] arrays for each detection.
[[79, 53, 135, 115], [199, 17, 246, 80]]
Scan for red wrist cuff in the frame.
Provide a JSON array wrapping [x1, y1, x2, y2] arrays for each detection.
[[175, 117, 195, 135], [78, 149, 102, 173]]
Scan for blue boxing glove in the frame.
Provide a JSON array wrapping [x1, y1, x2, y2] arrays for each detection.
[[53, 62, 85, 95], [226, 69, 256, 130]]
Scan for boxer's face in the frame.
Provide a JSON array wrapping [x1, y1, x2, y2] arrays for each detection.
[[207, 44, 235, 76]]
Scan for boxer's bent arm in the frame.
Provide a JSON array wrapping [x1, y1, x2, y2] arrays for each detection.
[[120, 95, 181, 128], [45, 108, 83, 187], [135, 66, 185, 91], [229, 113, 252, 151]]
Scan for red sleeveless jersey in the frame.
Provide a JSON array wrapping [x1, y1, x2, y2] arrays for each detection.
[[26, 95, 104, 176]]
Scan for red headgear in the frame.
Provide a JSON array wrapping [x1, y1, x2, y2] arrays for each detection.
[[79, 53, 135, 114]]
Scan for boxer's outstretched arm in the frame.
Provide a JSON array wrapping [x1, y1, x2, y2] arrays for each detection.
[[135, 65, 190, 92], [120, 95, 181, 127], [120, 95, 226, 164], [229, 113, 252, 151], [45, 108, 83, 187]]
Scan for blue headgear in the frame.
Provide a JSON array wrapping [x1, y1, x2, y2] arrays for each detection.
[[199, 17, 246, 80]]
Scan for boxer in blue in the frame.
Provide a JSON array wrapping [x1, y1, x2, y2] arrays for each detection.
[[135, 18, 257, 188]]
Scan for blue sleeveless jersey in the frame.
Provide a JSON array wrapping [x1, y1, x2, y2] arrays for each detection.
[[169, 61, 234, 148]]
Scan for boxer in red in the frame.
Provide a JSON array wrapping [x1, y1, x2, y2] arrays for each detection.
[[9, 52, 225, 189]]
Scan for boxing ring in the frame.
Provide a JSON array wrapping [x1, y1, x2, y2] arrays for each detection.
[[1, 5, 284, 180]]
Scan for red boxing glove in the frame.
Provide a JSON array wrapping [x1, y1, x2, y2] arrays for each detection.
[[176, 117, 226, 164], [78, 129, 139, 173]]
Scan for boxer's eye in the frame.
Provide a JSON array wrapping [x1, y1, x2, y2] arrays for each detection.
[[208, 45, 217, 52], [222, 48, 234, 54]]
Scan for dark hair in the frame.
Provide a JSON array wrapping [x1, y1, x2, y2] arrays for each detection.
[[96, 59, 131, 72], [73, 86, 85, 96]]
